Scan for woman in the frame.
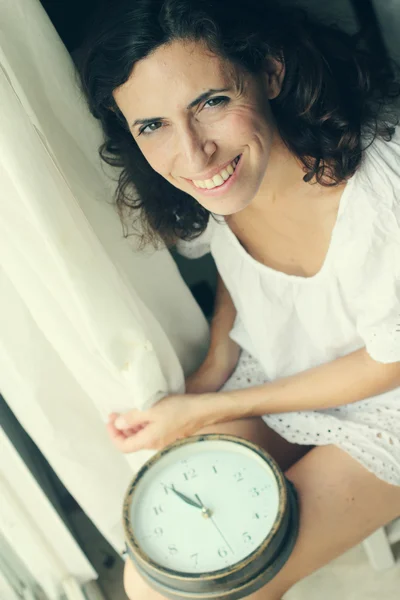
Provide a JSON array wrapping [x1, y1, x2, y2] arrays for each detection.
[[79, 0, 400, 598]]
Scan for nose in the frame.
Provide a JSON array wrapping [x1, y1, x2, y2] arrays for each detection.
[[176, 121, 217, 176]]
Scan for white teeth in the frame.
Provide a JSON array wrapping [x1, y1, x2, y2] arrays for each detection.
[[212, 174, 224, 186], [192, 156, 240, 190]]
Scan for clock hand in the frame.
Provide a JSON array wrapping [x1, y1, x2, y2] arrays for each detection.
[[195, 494, 234, 554], [168, 485, 203, 510], [193, 493, 213, 519]]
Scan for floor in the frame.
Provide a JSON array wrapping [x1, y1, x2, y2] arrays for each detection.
[[69, 508, 400, 600]]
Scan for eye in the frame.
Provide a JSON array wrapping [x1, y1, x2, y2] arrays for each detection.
[[204, 96, 230, 109], [136, 96, 229, 136], [138, 122, 163, 136]]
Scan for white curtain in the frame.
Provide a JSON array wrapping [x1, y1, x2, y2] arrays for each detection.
[[0, 429, 97, 599], [0, 0, 209, 554]]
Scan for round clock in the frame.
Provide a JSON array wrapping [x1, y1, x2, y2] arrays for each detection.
[[123, 434, 299, 599]]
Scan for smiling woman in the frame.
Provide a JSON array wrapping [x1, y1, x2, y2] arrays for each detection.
[[78, 1, 400, 600], [78, 0, 399, 247]]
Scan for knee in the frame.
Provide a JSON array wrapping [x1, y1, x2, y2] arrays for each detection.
[[123, 552, 294, 600], [123, 558, 165, 600], [124, 558, 150, 600], [123, 559, 136, 600]]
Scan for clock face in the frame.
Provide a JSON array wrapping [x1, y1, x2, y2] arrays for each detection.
[[128, 439, 280, 574]]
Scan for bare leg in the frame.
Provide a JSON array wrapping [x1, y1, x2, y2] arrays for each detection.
[[123, 419, 400, 600], [195, 416, 312, 472]]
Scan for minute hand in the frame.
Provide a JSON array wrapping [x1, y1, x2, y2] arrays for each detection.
[[195, 494, 234, 554]]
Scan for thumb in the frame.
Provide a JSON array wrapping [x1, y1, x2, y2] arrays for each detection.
[[119, 425, 158, 453], [113, 409, 148, 430]]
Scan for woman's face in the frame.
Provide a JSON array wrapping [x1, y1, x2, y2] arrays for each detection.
[[113, 39, 284, 216]]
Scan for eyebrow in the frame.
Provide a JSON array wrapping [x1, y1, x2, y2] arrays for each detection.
[[131, 87, 232, 128]]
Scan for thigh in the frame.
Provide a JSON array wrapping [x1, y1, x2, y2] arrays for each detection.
[[124, 443, 400, 600], [196, 417, 312, 472], [246, 444, 400, 599], [123, 417, 310, 599]]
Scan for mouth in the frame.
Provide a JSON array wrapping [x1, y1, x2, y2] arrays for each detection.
[[187, 155, 242, 196]]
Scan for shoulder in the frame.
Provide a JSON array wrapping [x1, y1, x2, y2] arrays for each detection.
[[341, 127, 400, 247], [336, 128, 400, 282], [355, 126, 400, 214], [337, 130, 400, 362]]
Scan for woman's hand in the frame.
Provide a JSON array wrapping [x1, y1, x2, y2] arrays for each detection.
[[107, 392, 225, 453], [107, 346, 241, 454]]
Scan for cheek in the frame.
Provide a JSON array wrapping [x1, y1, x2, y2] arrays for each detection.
[[223, 109, 271, 146], [223, 112, 254, 141]]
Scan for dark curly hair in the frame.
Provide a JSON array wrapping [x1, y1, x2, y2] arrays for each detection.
[[78, 0, 400, 248]]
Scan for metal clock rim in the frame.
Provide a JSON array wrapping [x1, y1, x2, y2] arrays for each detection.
[[131, 480, 299, 599], [123, 433, 289, 584]]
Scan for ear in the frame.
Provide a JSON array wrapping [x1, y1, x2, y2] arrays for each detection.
[[264, 56, 285, 100]]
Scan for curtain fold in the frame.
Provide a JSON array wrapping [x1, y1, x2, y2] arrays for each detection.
[[0, 0, 209, 553], [0, 430, 97, 599]]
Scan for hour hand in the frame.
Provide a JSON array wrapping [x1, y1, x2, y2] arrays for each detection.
[[195, 494, 213, 519], [168, 485, 203, 509]]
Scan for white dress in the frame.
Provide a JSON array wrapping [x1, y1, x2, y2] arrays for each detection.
[[177, 127, 400, 486]]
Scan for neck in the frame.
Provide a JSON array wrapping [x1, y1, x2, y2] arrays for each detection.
[[251, 130, 318, 214]]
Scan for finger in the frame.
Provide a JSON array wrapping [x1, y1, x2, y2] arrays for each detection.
[[108, 411, 150, 434], [108, 413, 130, 433], [107, 420, 155, 452], [117, 425, 187, 454], [113, 409, 149, 430], [107, 420, 149, 443], [118, 425, 159, 453], [107, 421, 130, 447]]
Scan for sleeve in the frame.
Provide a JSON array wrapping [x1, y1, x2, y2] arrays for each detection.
[[354, 200, 400, 364], [174, 217, 214, 259]]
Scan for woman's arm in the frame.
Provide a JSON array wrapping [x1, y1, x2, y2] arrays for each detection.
[[205, 273, 240, 369], [217, 347, 400, 420], [185, 273, 240, 393], [108, 345, 400, 453]]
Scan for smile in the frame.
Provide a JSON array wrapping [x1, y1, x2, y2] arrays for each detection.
[[192, 156, 241, 190], [184, 154, 243, 197]]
